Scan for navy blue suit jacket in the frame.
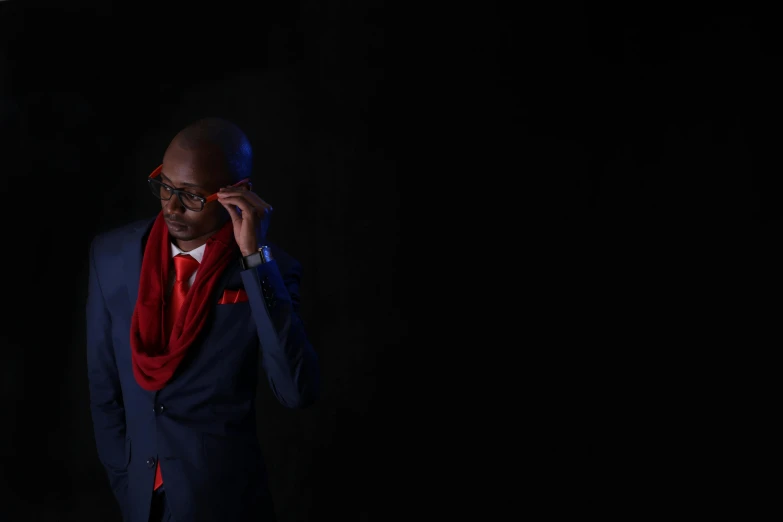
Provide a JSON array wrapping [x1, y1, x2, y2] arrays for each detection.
[[86, 217, 320, 522]]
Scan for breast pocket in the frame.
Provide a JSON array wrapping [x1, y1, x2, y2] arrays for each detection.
[[197, 301, 254, 363], [209, 300, 254, 336], [213, 298, 256, 343]]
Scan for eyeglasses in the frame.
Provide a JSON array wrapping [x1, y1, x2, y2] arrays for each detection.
[[147, 164, 251, 212]]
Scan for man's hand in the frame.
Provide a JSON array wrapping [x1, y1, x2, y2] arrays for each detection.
[[217, 186, 273, 256]]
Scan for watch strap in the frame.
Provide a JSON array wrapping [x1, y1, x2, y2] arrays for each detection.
[[239, 245, 273, 270]]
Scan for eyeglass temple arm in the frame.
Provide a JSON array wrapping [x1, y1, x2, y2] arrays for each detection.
[[205, 179, 252, 202]]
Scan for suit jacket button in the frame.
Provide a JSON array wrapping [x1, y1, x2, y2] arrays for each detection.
[[146, 457, 156, 468], [154, 404, 164, 414]]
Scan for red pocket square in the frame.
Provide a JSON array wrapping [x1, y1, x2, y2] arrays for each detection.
[[218, 289, 249, 304]]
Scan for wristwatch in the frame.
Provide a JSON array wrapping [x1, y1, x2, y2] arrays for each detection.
[[239, 245, 273, 270]]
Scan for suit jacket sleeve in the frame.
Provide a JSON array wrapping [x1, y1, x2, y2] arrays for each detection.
[[240, 256, 320, 408], [85, 237, 130, 519]]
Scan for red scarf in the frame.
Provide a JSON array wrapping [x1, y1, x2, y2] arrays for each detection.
[[130, 212, 239, 391]]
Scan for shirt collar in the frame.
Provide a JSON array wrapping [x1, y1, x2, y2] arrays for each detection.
[[171, 242, 206, 264]]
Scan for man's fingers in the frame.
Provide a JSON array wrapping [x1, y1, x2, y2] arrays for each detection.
[[218, 188, 270, 209], [219, 200, 242, 222], [217, 194, 264, 219], [217, 192, 272, 218]]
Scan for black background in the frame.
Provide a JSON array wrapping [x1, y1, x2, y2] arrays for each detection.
[[1, 1, 779, 520], [0, 1, 427, 520], [581, 5, 779, 518], [1, 0, 524, 520]]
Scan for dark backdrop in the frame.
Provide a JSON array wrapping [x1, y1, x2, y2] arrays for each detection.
[[0, 1, 425, 521], [0, 0, 522, 519], [3, 1, 777, 520], [582, 5, 779, 518]]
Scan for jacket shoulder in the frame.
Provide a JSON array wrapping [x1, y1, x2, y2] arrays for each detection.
[[89, 217, 154, 259]]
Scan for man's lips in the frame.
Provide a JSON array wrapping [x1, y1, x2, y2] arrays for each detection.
[[165, 219, 188, 230]]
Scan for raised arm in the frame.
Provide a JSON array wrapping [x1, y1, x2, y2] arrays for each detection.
[[215, 184, 320, 409], [240, 255, 320, 409]]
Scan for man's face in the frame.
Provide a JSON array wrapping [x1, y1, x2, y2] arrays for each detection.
[[158, 144, 232, 248]]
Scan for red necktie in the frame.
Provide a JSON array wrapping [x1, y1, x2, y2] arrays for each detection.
[[154, 253, 199, 491]]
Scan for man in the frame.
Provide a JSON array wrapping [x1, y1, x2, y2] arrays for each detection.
[[86, 117, 320, 522]]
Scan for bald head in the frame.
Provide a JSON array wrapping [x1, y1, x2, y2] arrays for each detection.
[[170, 117, 252, 184], [158, 118, 254, 250]]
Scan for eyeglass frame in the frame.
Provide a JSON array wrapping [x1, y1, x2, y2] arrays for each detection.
[[147, 164, 252, 212]]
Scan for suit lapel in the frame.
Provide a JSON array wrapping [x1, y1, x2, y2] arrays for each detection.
[[213, 258, 243, 301], [121, 218, 156, 398], [123, 218, 154, 311]]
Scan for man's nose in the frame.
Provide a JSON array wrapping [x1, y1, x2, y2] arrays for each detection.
[[164, 193, 185, 213]]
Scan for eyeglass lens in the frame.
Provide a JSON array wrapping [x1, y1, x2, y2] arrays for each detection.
[[148, 178, 204, 211]]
